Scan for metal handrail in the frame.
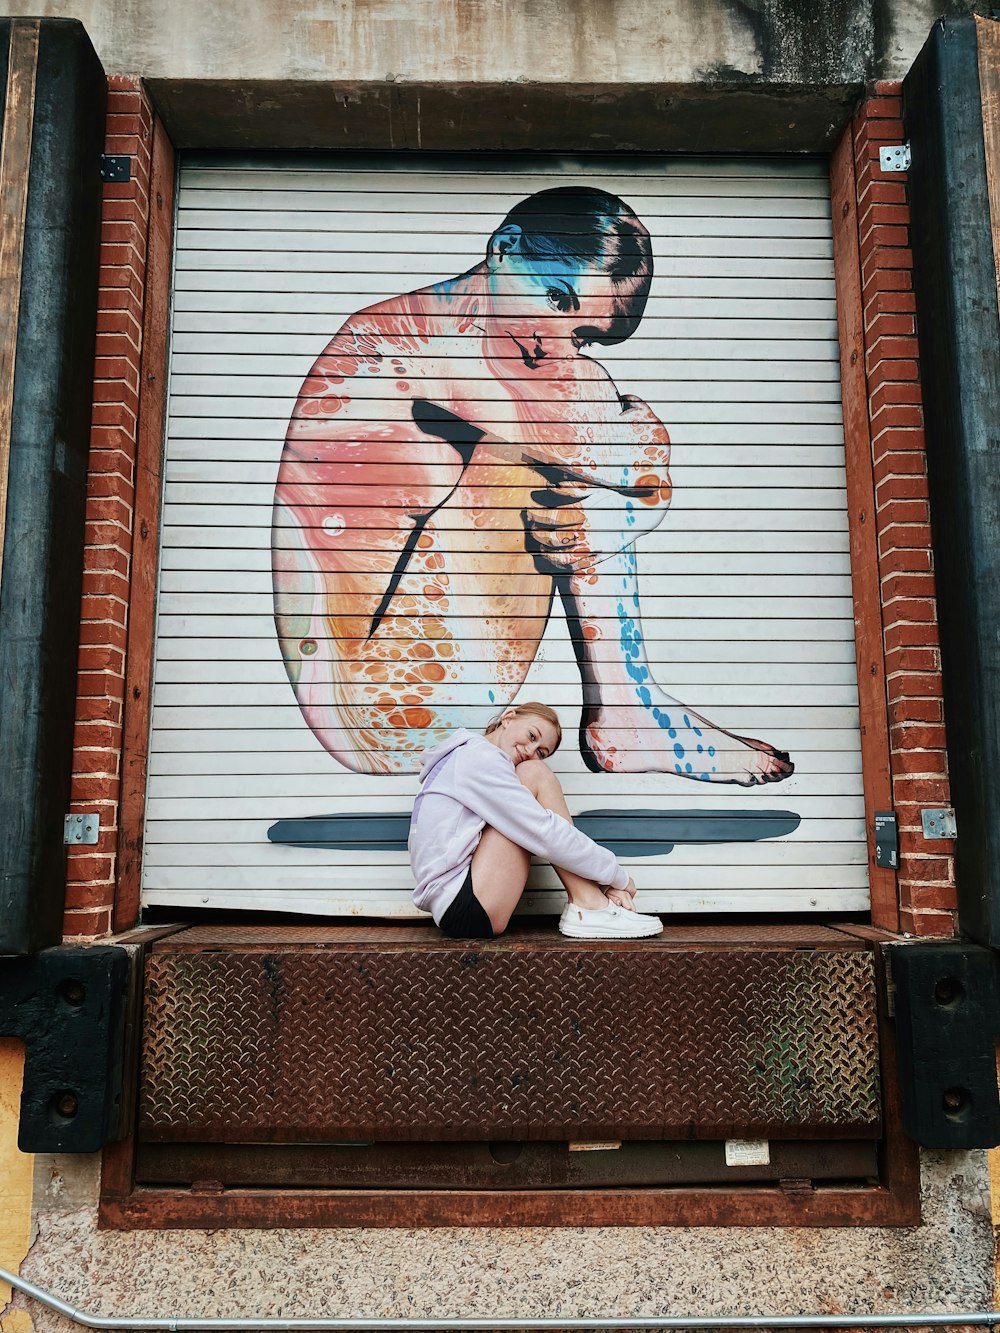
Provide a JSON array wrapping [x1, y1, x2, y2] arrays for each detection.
[[1, 1267, 998, 1333]]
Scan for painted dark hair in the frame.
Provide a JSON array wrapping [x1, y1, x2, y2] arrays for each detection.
[[498, 186, 653, 345]]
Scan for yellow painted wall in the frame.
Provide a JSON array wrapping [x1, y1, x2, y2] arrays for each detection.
[[0, 1038, 34, 1333]]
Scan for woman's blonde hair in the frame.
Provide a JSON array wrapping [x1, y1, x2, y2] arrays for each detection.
[[484, 700, 562, 752]]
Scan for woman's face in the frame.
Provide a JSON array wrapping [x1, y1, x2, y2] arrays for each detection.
[[484, 229, 619, 366], [489, 711, 560, 765]]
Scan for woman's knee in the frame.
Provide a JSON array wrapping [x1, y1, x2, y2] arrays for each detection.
[[517, 758, 561, 797]]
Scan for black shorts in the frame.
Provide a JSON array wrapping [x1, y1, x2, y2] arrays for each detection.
[[439, 866, 494, 940]]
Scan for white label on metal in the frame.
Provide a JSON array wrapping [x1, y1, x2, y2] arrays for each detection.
[[568, 1140, 622, 1152], [725, 1139, 770, 1166]]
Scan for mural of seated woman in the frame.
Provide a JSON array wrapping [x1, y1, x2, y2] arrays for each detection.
[[272, 184, 793, 785]]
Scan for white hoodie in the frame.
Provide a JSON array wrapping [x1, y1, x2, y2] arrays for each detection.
[[409, 728, 629, 924]]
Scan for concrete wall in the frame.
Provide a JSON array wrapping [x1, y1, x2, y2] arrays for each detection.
[[0, 0, 984, 86]]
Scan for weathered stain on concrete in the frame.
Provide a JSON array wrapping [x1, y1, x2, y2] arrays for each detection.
[[10, 1151, 993, 1330], [0, 0, 983, 83]]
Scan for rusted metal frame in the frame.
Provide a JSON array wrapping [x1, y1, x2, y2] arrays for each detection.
[[100, 939, 918, 1229], [830, 121, 899, 932], [4, 1266, 1000, 1333], [0, 19, 39, 595], [114, 110, 176, 932]]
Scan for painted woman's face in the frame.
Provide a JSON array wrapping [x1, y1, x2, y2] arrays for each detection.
[[489, 712, 561, 765], [484, 229, 620, 366]]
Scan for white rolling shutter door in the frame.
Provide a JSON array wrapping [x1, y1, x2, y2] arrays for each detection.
[[143, 154, 868, 918]]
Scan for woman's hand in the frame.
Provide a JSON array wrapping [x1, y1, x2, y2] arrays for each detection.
[[605, 877, 637, 911]]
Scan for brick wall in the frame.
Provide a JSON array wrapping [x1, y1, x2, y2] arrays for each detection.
[[852, 81, 957, 937], [64, 78, 155, 937]]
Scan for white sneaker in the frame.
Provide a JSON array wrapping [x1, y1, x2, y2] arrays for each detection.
[[558, 902, 663, 939]]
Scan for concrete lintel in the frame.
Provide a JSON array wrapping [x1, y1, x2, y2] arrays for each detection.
[[145, 78, 862, 153]]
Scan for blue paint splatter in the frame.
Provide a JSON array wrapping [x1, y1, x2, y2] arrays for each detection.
[[708, 745, 716, 757], [488, 690, 495, 703], [673, 742, 685, 760]]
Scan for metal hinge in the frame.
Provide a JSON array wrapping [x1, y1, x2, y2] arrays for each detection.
[[64, 812, 99, 845], [100, 154, 131, 183], [879, 143, 911, 172], [922, 808, 957, 839]]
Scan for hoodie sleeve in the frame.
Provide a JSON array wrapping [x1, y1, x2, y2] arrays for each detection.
[[452, 745, 629, 891]]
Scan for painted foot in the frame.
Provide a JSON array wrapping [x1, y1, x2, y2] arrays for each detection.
[[581, 708, 794, 785]]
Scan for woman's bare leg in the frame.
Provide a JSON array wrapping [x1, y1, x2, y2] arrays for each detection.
[[471, 758, 611, 934]]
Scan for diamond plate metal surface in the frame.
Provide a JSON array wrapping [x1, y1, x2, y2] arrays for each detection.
[[139, 934, 881, 1143]]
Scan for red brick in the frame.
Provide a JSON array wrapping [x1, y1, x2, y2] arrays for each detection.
[[90, 401, 137, 431], [861, 247, 914, 286], [858, 176, 907, 206], [865, 313, 915, 344], [72, 718, 124, 750], [879, 550, 933, 578], [75, 695, 123, 726], [867, 204, 911, 229], [106, 112, 141, 136], [104, 133, 140, 157], [886, 672, 943, 702], [883, 622, 939, 653], [864, 290, 917, 322], [876, 478, 931, 511], [77, 624, 129, 657], [860, 226, 910, 266], [69, 775, 122, 803], [893, 747, 949, 774], [87, 474, 136, 509], [874, 405, 928, 437], [84, 503, 134, 536], [80, 591, 129, 621], [889, 697, 943, 724], [95, 309, 141, 338], [902, 882, 958, 910], [892, 722, 947, 749], [101, 197, 147, 229], [65, 852, 114, 882], [75, 669, 126, 701], [880, 534, 935, 561], [885, 642, 937, 671], [880, 571, 935, 600], [899, 908, 956, 938], [89, 447, 136, 480], [866, 335, 920, 367], [90, 421, 137, 450], [893, 775, 952, 804], [874, 437, 928, 469], [71, 747, 122, 776], [855, 115, 905, 146], [77, 643, 127, 675], [81, 570, 130, 601], [869, 380, 924, 418], [98, 220, 145, 248], [94, 355, 141, 389], [868, 91, 904, 113], [873, 455, 928, 489], [62, 908, 114, 939], [863, 267, 913, 302]]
